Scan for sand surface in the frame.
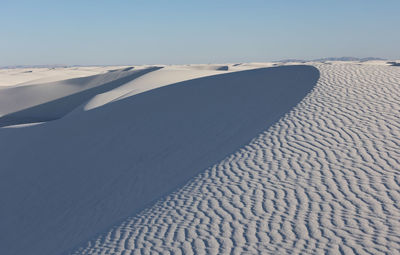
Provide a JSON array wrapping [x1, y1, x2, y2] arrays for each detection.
[[0, 61, 399, 254]]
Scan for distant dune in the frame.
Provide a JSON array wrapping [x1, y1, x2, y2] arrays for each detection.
[[0, 61, 399, 255]]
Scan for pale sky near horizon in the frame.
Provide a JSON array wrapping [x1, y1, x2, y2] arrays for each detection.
[[1, 0, 399, 66]]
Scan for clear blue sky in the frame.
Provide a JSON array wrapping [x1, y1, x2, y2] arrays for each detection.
[[1, 0, 399, 65]]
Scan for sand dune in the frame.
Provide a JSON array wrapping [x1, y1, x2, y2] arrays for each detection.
[[0, 67, 159, 127], [83, 65, 234, 111], [0, 65, 319, 255], [82, 64, 266, 111]]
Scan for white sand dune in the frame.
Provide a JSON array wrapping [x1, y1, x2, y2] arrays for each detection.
[[0, 65, 318, 255], [82, 64, 258, 111], [0, 62, 399, 255]]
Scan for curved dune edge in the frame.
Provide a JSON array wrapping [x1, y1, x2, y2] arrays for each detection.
[[82, 63, 278, 112], [71, 63, 400, 254], [82, 65, 233, 111], [0, 65, 319, 255]]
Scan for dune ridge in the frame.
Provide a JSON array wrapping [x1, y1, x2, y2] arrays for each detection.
[[71, 63, 400, 254], [83, 65, 238, 111]]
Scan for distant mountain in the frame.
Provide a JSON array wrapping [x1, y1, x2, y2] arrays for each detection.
[[278, 57, 386, 63], [313, 57, 386, 62]]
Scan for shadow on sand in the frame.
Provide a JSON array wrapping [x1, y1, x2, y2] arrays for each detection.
[[0, 65, 319, 255]]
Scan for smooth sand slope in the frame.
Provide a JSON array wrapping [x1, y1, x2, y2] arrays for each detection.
[[0, 65, 319, 255], [72, 63, 400, 254]]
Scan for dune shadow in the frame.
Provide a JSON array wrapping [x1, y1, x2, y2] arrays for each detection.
[[0, 65, 319, 255]]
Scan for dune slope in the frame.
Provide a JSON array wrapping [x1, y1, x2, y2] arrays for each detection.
[[71, 63, 400, 254], [0, 65, 319, 255]]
